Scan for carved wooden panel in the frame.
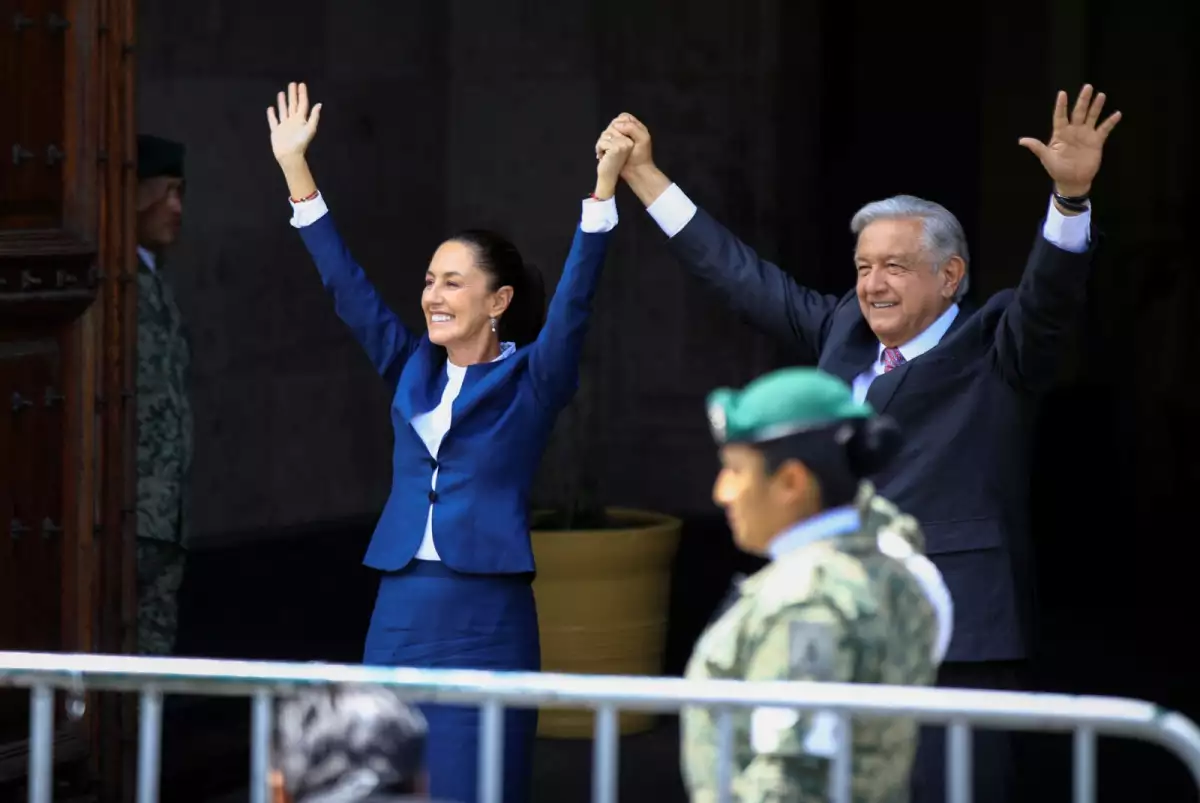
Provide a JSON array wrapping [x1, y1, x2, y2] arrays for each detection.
[[0, 0, 100, 316], [0, 336, 64, 745], [1, 0, 69, 231], [0, 0, 137, 797]]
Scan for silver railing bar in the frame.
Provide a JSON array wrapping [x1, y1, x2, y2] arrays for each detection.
[[3, 651, 1200, 792]]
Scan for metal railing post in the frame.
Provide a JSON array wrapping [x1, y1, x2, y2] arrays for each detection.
[[591, 705, 619, 803], [715, 707, 734, 803], [829, 712, 852, 803], [478, 698, 505, 803], [136, 687, 164, 803], [1073, 726, 1097, 803], [27, 685, 54, 803], [251, 690, 274, 803], [947, 720, 973, 803]]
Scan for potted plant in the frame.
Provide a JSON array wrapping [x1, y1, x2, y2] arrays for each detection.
[[530, 353, 682, 739]]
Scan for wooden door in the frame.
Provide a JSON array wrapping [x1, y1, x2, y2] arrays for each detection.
[[0, 0, 137, 798]]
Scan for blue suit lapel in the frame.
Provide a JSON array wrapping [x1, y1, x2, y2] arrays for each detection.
[[393, 337, 445, 422], [392, 339, 519, 447], [819, 321, 876, 386], [449, 355, 516, 424]]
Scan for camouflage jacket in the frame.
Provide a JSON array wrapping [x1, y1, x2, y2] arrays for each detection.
[[136, 259, 193, 545], [682, 487, 938, 803]]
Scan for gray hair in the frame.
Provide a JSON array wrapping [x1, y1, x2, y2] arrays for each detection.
[[275, 685, 428, 803], [849, 195, 970, 301]]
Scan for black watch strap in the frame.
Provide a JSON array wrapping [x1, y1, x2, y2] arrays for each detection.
[[1052, 189, 1090, 213]]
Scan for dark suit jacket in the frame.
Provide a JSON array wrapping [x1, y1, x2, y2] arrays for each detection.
[[668, 208, 1095, 662], [297, 213, 611, 575]]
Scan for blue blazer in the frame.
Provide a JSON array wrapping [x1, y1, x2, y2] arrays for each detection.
[[667, 208, 1096, 662], [297, 213, 611, 575]]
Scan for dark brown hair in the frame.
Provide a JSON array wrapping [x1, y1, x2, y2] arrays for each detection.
[[449, 229, 546, 346]]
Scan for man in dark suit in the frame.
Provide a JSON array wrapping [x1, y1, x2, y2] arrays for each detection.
[[602, 85, 1121, 803]]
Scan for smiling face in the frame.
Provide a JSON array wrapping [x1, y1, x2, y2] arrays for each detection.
[[422, 240, 512, 351], [854, 217, 963, 348]]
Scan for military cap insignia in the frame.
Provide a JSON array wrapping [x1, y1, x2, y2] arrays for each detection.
[[708, 402, 727, 441]]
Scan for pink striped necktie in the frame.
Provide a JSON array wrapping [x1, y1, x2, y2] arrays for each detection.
[[881, 347, 906, 372]]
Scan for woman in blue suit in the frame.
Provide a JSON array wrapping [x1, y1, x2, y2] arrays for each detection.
[[266, 82, 633, 803]]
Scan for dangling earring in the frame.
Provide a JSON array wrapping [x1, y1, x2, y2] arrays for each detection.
[[489, 316, 498, 334]]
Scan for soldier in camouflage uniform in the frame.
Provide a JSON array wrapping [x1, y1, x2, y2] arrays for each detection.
[[683, 367, 954, 803], [135, 135, 192, 656]]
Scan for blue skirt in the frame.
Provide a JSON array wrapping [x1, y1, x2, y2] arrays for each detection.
[[362, 559, 540, 803]]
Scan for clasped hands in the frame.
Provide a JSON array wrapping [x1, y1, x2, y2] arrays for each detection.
[[596, 85, 1122, 204]]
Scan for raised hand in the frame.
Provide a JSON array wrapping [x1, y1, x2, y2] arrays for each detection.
[[1018, 84, 1121, 198], [267, 82, 322, 164], [593, 129, 634, 200]]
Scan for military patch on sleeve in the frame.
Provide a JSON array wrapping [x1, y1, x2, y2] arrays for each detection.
[[787, 621, 838, 680]]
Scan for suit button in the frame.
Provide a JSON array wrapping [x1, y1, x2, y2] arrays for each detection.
[[428, 490, 438, 503], [429, 458, 438, 469]]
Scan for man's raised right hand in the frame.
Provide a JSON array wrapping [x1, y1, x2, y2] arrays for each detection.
[[609, 113, 653, 180], [599, 113, 671, 208]]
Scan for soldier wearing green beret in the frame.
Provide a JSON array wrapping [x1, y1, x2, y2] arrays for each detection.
[[682, 367, 953, 803], [135, 134, 191, 656]]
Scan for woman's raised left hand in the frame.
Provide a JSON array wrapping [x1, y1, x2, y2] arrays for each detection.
[[593, 128, 635, 200]]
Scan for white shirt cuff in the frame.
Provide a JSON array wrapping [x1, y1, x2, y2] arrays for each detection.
[[289, 192, 331, 228], [580, 196, 618, 233], [646, 183, 698, 239], [1041, 195, 1091, 253]]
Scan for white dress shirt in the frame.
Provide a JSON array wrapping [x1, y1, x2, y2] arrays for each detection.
[[137, 246, 158, 272], [644, 184, 1094, 399], [288, 191, 619, 560]]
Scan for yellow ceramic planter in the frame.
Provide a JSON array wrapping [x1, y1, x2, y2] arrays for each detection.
[[531, 507, 682, 739]]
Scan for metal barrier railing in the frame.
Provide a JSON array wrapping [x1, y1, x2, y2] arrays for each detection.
[[2, 651, 1199, 803]]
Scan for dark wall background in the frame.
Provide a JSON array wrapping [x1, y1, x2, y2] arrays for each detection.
[[136, 0, 1197, 801]]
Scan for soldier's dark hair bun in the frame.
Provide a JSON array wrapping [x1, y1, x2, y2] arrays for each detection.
[[843, 415, 902, 478]]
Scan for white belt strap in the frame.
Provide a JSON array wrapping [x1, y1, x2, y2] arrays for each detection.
[[877, 529, 954, 664]]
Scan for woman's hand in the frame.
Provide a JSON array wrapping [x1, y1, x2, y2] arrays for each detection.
[[267, 82, 321, 199], [594, 128, 635, 195], [592, 128, 634, 200], [267, 82, 322, 165]]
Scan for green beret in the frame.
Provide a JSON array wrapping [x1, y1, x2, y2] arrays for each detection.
[[137, 134, 185, 180], [706, 368, 874, 445]]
